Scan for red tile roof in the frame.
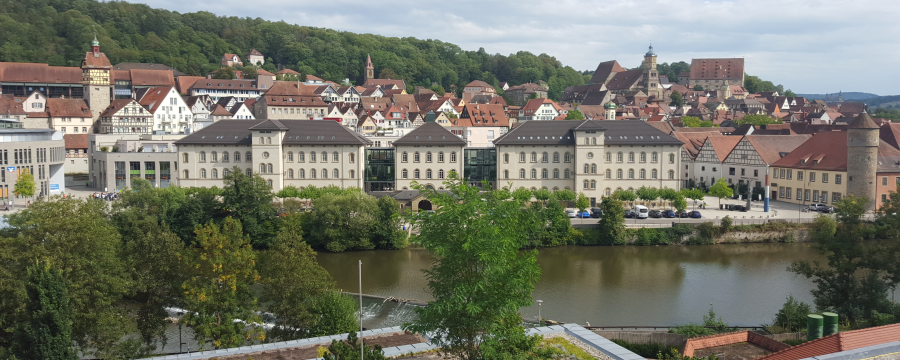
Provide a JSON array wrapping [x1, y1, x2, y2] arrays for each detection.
[[465, 80, 493, 88], [707, 136, 743, 162], [82, 51, 111, 68], [745, 135, 813, 164], [363, 78, 406, 90], [758, 323, 900, 360], [99, 99, 139, 118], [457, 104, 508, 126], [276, 68, 300, 75], [0, 97, 26, 115], [46, 99, 91, 118], [772, 131, 900, 171], [130, 69, 175, 86], [880, 123, 900, 150], [0, 62, 82, 84], [176, 76, 205, 95], [64, 134, 89, 149], [137, 86, 174, 114], [690, 58, 744, 81]]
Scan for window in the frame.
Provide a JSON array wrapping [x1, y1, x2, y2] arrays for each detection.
[[553, 169, 559, 179], [617, 152, 623, 162], [542, 152, 548, 163], [200, 168, 207, 178], [503, 153, 509, 163], [640, 169, 646, 179], [605, 169, 611, 179], [212, 169, 218, 179], [287, 152, 294, 162], [810, 172, 816, 182], [565, 169, 571, 179], [884, 177, 888, 186], [531, 169, 537, 179], [310, 152, 317, 162], [605, 188, 611, 196], [590, 180, 596, 189], [267, 164, 273, 173], [640, 152, 646, 162], [519, 169, 525, 179], [333, 152, 339, 162], [729, 168, 736, 176], [439, 169, 445, 179], [628, 169, 634, 179], [669, 154, 675, 163], [267, 179, 273, 187], [531, 152, 537, 162], [450, 152, 456, 162], [200, 152, 206, 162], [786, 188, 792, 199], [322, 152, 328, 162], [835, 175, 842, 184], [259, 163, 266, 173], [349, 153, 355, 163], [183, 170, 189, 178], [504, 170, 509, 179], [288, 169, 294, 178], [797, 189, 802, 200], [798, 171, 803, 181], [652, 169, 658, 179], [211, 152, 218, 162], [299, 169, 305, 179], [779, 187, 785, 198], [333, 169, 339, 178], [438, 152, 444, 162], [519, 152, 526, 162], [605, 153, 611, 162], [668, 170, 674, 179], [426, 169, 433, 179], [822, 173, 829, 183], [414, 152, 420, 162], [182, 153, 189, 163], [311, 169, 317, 179], [591, 164, 597, 174], [628, 152, 635, 162], [402, 169, 408, 179], [779, 169, 785, 178], [833, 192, 841, 203], [350, 170, 355, 179], [541, 169, 548, 179], [553, 152, 560, 163], [246, 168, 252, 176], [246, 152, 252, 162], [592, 138, 597, 145], [787, 170, 792, 180], [617, 169, 623, 179], [584, 164, 589, 173], [222, 152, 230, 162], [584, 180, 589, 189], [426, 152, 433, 162], [414, 169, 420, 179]]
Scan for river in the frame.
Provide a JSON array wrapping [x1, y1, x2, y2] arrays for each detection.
[[318, 243, 834, 327]]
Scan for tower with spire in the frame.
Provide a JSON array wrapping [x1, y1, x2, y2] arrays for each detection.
[[82, 35, 111, 125], [365, 54, 374, 81], [641, 44, 662, 99]]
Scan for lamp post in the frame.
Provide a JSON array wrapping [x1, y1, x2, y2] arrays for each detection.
[[536, 300, 543, 327]]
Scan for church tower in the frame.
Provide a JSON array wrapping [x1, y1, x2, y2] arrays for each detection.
[[81, 35, 111, 124], [641, 45, 662, 99], [365, 54, 374, 81], [846, 112, 879, 210], [604, 102, 616, 120]]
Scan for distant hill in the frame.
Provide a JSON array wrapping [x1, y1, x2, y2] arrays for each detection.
[[861, 95, 900, 109], [797, 92, 879, 101]]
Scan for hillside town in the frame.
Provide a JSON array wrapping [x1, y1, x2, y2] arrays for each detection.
[[0, 40, 893, 212]]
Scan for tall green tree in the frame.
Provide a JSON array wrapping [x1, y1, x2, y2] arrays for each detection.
[[734, 114, 782, 126], [16, 262, 77, 360], [681, 116, 716, 128], [597, 196, 626, 245], [373, 196, 408, 249], [14, 168, 35, 198], [222, 166, 276, 247], [212, 67, 236, 79], [302, 191, 380, 252], [575, 193, 590, 213], [636, 186, 659, 204], [404, 174, 541, 359], [669, 91, 684, 107], [708, 179, 733, 207], [565, 109, 585, 120]]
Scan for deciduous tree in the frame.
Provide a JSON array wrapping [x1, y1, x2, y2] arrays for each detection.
[[708, 179, 733, 207], [222, 166, 276, 247], [565, 109, 585, 120], [14, 168, 35, 198], [16, 262, 77, 360]]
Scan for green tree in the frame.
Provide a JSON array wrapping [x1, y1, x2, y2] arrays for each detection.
[[734, 114, 782, 126], [181, 218, 264, 349], [612, 189, 637, 202], [532, 188, 552, 203], [322, 332, 385, 360], [553, 189, 576, 203], [430, 84, 446, 96], [681, 188, 705, 210], [14, 168, 35, 198], [222, 166, 276, 247], [681, 116, 716, 128], [708, 179, 733, 207], [784, 89, 797, 97], [669, 91, 684, 107], [404, 174, 542, 359], [744, 74, 777, 94], [565, 109, 585, 120], [241, 65, 259, 79], [16, 262, 77, 360], [575, 192, 590, 223], [212, 67, 236, 79], [770, 295, 812, 333], [373, 196, 409, 249], [636, 186, 659, 204], [597, 196, 626, 245], [260, 214, 353, 341], [379, 68, 398, 79], [512, 187, 533, 203], [673, 196, 687, 213], [693, 85, 703, 91], [302, 191, 380, 252]]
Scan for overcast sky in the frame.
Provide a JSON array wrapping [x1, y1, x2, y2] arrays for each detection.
[[139, 0, 900, 95]]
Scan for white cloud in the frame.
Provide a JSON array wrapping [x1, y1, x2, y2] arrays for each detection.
[[140, 0, 900, 94]]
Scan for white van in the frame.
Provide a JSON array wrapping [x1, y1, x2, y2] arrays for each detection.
[[633, 205, 649, 219]]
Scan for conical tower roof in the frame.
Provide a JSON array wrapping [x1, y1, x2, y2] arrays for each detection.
[[849, 111, 878, 129]]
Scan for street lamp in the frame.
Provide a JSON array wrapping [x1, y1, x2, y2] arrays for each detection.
[[536, 300, 543, 327]]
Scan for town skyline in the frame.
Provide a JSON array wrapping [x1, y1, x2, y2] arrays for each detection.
[[138, 0, 900, 95]]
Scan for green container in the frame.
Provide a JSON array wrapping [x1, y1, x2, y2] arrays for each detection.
[[822, 312, 839, 336], [807, 314, 824, 341]]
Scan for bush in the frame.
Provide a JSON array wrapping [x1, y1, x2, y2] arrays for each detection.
[[671, 304, 730, 338], [720, 216, 732, 233], [322, 331, 385, 360], [769, 295, 812, 333], [611, 339, 677, 358]]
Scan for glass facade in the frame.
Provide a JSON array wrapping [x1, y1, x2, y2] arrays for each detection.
[[144, 161, 156, 185], [160, 162, 170, 188], [115, 161, 126, 190], [464, 148, 497, 188], [365, 148, 395, 191], [129, 162, 141, 184]]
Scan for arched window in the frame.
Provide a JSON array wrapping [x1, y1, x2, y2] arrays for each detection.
[[519, 152, 526, 162], [259, 163, 266, 173], [541, 169, 548, 179], [553, 168, 560, 179], [584, 138, 590, 145], [583, 180, 589, 188], [450, 152, 457, 162], [504, 153, 510, 163], [267, 164, 273, 173], [617, 169, 623, 179], [531, 152, 537, 162], [211, 169, 218, 178], [200, 168, 207, 178], [414, 152, 420, 162], [333, 152, 339, 162], [553, 152, 560, 163], [310, 152, 316, 162], [669, 154, 675, 163], [333, 169, 339, 178], [640, 169, 646, 179], [223, 152, 230, 162], [542, 152, 548, 163], [349, 153, 355, 163], [640, 152, 646, 162], [528, 169, 536, 179], [182, 153, 189, 163], [414, 169, 420, 179], [438, 169, 445, 179], [617, 152, 623, 162], [311, 169, 317, 179], [297, 152, 304, 162], [350, 170, 355, 178], [224, 169, 230, 177], [299, 169, 305, 179], [321, 152, 328, 162], [590, 180, 596, 188], [605, 169, 611, 179], [669, 170, 675, 179], [234, 151, 241, 162], [628, 169, 635, 179], [211, 152, 218, 162], [402, 169, 408, 178], [652, 152, 658, 162], [266, 137, 272, 144], [246, 151, 252, 162], [438, 152, 444, 162], [565, 152, 572, 163], [200, 152, 206, 162], [652, 169, 658, 179], [321, 169, 328, 179], [267, 179, 273, 187], [426, 169, 432, 179], [591, 164, 597, 174], [592, 137, 597, 145], [259, 137, 265, 144], [605, 188, 611, 196], [564, 169, 571, 179], [287, 152, 293, 162], [288, 169, 294, 178], [402, 152, 408, 162], [584, 164, 589, 173], [519, 169, 525, 179], [426, 152, 432, 162], [606, 152, 612, 162], [246, 168, 252, 176], [183, 170, 189, 178], [628, 152, 635, 162], [504, 170, 509, 179]]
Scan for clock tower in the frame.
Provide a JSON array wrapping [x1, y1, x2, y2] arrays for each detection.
[[82, 35, 111, 125]]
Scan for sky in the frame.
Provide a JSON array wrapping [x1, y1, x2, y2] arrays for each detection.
[[138, 0, 900, 95]]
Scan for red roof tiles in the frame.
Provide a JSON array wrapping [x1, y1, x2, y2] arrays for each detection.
[[758, 323, 900, 360], [46, 99, 91, 118]]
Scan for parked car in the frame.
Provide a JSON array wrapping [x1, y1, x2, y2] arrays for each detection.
[[821, 206, 838, 213], [624, 210, 635, 218], [689, 210, 702, 218], [663, 209, 677, 218], [649, 210, 662, 218], [566, 209, 577, 218], [576, 210, 591, 218], [808, 203, 827, 212], [590, 208, 603, 218], [633, 205, 649, 219], [677, 210, 690, 218]]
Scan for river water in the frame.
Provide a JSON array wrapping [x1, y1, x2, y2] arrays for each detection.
[[318, 243, 832, 327]]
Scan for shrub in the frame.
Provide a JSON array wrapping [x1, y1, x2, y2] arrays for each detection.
[[611, 339, 677, 358], [720, 216, 732, 234], [769, 295, 811, 333]]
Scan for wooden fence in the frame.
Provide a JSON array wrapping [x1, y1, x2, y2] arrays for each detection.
[[593, 331, 688, 347]]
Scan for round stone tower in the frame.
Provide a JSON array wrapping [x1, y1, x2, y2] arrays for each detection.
[[846, 112, 879, 210]]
